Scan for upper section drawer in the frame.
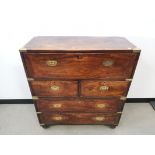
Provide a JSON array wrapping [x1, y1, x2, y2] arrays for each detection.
[[30, 80, 78, 97], [22, 53, 139, 79], [81, 80, 129, 97]]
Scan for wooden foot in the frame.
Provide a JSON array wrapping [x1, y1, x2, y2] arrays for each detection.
[[41, 124, 50, 129], [109, 125, 117, 129]]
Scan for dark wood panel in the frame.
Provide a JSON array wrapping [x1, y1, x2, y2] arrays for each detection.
[[35, 98, 124, 113], [81, 80, 130, 97], [22, 53, 138, 79], [30, 80, 78, 97], [39, 112, 120, 125]]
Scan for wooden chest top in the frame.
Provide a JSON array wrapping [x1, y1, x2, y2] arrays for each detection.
[[20, 36, 138, 52]]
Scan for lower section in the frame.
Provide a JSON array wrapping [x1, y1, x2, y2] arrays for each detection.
[[38, 112, 121, 125]]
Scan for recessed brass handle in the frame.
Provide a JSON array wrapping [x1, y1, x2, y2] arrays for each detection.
[[94, 116, 105, 121], [99, 85, 109, 91], [46, 60, 57, 66], [102, 60, 114, 67], [96, 103, 106, 108], [52, 103, 62, 108], [52, 116, 63, 121], [50, 85, 60, 91]]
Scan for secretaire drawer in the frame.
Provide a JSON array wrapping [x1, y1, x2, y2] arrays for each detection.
[[30, 80, 78, 97], [80, 80, 129, 97], [35, 98, 124, 113], [22, 53, 138, 79], [39, 112, 120, 125]]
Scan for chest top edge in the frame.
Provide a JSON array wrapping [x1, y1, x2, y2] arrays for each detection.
[[19, 36, 140, 53]]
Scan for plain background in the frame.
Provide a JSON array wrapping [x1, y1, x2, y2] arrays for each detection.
[[0, 0, 155, 99]]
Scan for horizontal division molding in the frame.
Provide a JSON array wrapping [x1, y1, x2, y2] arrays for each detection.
[[0, 98, 155, 104]]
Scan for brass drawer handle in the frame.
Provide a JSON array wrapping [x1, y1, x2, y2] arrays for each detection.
[[52, 116, 63, 121], [99, 85, 109, 91], [46, 60, 57, 66], [96, 103, 106, 108], [94, 116, 105, 121], [52, 103, 62, 108], [102, 60, 114, 66], [50, 85, 60, 91]]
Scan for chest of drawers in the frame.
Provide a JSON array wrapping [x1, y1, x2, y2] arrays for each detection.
[[20, 36, 140, 128]]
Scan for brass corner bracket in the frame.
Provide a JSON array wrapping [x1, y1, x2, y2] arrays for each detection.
[[19, 48, 27, 52], [120, 96, 127, 101], [32, 96, 39, 100], [133, 47, 141, 53], [117, 112, 122, 114], [36, 112, 42, 114], [125, 78, 132, 82], [27, 78, 34, 81], [40, 124, 45, 126]]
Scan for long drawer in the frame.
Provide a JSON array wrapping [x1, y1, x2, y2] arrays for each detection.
[[38, 112, 121, 125], [22, 53, 138, 79], [35, 98, 124, 113]]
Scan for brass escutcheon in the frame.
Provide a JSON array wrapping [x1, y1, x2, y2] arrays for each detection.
[[99, 85, 109, 91], [51, 85, 60, 91], [53, 103, 62, 108], [96, 103, 106, 108], [102, 60, 114, 66], [94, 116, 105, 121], [52, 116, 63, 121], [46, 60, 57, 66]]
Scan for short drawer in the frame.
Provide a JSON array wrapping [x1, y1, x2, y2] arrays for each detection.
[[81, 80, 129, 97], [35, 98, 124, 113], [30, 80, 78, 97], [39, 112, 120, 125], [22, 53, 138, 79]]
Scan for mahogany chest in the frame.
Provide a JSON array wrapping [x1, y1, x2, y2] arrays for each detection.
[[20, 36, 140, 128]]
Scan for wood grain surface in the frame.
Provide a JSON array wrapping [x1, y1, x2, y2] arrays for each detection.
[[23, 53, 138, 79], [39, 112, 120, 125], [35, 98, 124, 113], [30, 80, 78, 97], [81, 80, 130, 97], [21, 36, 136, 51]]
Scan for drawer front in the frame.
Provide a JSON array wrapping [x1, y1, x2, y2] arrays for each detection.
[[81, 80, 129, 97], [22, 53, 138, 79], [36, 98, 124, 113], [39, 112, 120, 125], [30, 80, 78, 97]]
